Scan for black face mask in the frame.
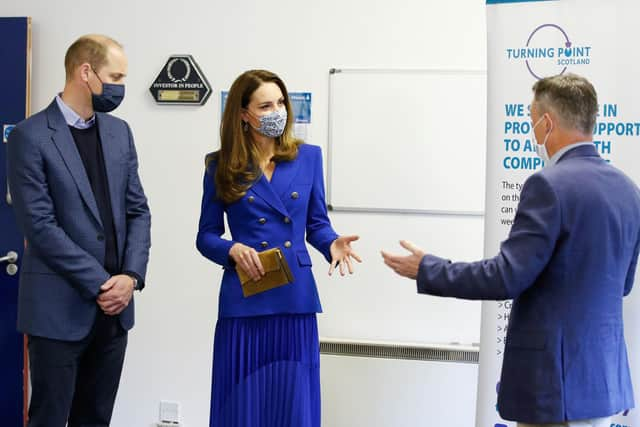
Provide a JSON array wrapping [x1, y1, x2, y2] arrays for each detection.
[[88, 67, 125, 113]]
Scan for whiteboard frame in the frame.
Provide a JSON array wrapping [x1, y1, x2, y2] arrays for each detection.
[[326, 67, 487, 218]]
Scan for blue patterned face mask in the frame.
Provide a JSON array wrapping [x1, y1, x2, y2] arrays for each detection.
[[253, 108, 287, 138]]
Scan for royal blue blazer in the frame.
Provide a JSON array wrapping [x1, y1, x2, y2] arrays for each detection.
[[196, 143, 338, 318], [417, 145, 639, 423], [7, 100, 151, 341]]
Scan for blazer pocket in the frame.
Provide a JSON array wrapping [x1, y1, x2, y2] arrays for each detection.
[[296, 250, 313, 267], [501, 329, 559, 399], [506, 330, 547, 350]]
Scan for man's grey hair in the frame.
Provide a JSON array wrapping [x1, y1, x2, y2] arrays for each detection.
[[532, 73, 598, 135]]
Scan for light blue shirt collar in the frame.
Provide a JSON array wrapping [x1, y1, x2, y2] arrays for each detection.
[[55, 94, 95, 129], [548, 141, 594, 166]]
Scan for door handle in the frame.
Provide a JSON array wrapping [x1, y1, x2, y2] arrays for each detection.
[[6, 178, 12, 205], [0, 251, 18, 264]]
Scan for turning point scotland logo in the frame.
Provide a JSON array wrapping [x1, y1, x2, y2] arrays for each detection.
[[506, 24, 592, 80]]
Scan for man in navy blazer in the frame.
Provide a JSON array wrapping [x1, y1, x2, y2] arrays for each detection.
[[382, 73, 640, 427], [7, 35, 150, 427]]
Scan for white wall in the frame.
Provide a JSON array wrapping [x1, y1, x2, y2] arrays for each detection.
[[0, 1, 487, 425], [321, 355, 478, 427]]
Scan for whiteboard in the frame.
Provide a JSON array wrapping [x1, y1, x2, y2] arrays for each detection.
[[315, 211, 485, 348], [327, 68, 487, 216]]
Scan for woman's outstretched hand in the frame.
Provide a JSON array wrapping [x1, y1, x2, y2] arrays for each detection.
[[329, 235, 362, 276]]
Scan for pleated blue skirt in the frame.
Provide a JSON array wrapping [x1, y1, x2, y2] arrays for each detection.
[[209, 313, 321, 427]]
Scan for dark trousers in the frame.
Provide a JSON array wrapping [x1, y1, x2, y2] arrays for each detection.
[[27, 312, 128, 427]]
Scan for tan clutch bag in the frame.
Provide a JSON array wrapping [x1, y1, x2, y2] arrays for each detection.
[[236, 248, 294, 297]]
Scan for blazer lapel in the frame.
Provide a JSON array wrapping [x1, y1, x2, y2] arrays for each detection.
[[250, 174, 290, 217], [47, 101, 103, 227], [97, 115, 124, 246], [270, 156, 301, 199], [250, 156, 301, 216]]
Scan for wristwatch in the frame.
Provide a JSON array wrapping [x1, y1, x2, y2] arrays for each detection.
[[127, 274, 139, 291]]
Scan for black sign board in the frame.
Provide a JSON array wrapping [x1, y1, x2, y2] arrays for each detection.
[[149, 55, 211, 105]]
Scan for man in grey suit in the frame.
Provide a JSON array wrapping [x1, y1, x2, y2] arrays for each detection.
[[7, 34, 151, 426]]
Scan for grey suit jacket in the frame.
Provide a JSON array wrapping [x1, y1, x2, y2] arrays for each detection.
[[7, 99, 151, 340]]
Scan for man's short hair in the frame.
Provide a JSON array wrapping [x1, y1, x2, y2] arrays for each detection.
[[64, 35, 122, 81], [532, 73, 598, 135]]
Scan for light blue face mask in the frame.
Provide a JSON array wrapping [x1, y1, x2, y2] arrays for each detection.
[[253, 108, 287, 138], [532, 115, 552, 163]]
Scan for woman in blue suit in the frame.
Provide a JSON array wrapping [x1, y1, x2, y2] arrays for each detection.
[[197, 69, 360, 427]]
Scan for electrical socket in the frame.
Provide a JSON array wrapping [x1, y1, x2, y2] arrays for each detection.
[[159, 400, 180, 424]]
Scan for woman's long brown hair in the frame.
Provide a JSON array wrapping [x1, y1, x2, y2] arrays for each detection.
[[207, 70, 301, 203]]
